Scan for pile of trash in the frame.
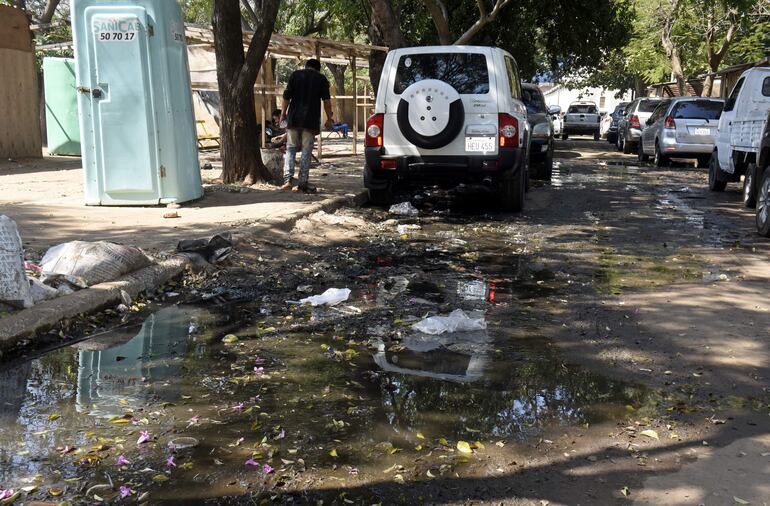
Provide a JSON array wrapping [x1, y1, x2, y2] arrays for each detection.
[[0, 215, 154, 311]]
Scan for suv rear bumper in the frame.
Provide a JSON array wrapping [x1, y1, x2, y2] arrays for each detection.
[[563, 123, 599, 134], [364, 147, 525, 189]]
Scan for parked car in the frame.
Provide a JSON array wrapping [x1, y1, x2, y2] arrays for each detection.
[[562, 101, 600, 140], [709, 67, 770, 205], [522, 83, 559, 180], [616, 98, 663, 154], [637, 97, 724, 167], [601, 102, 630, 144], [364, 46, 530, 211], [753, 110, 770, 235]]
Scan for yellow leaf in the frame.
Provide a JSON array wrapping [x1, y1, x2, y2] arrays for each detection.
[[426, 470, 436, 478], [473, 441, 485, 450], [640, 429, 659, 440], [733, 497, 750, 505], [222, 334, 239, 344], [438, 438, 449, 446], [329, 448, 338, 458], [49, 488, 63, 497], [456, 441, 473, 454], [414, 445, 424, 451], [48, 414, 60, 422], [416, 432, 425, 440], [620, 486, 629, 497], [152, 474, 169, 482]]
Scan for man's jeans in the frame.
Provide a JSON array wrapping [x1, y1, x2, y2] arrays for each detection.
[[283, 129, 315, 186]]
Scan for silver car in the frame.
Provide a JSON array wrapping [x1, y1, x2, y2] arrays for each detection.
[[638, 97, 724, 167]]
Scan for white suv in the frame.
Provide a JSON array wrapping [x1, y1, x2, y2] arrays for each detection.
[[364, 46, 530, 211]]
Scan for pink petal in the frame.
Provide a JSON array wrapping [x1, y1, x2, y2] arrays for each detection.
[[137, 431, 151, 444], [263, 464, 274, 474], [0, 490, 13, 500], [166, 456, 176, 468], [117, 455, 131, 466], [119, 485, 132, 498], [245, 458, 259, 466]]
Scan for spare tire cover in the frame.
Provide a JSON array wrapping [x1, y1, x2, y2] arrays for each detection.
[[397, 79, 465, 150]]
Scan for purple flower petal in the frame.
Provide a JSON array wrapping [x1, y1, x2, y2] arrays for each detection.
[[166, 455, 176, 468], [234, 402, 244, 412], [0, 490, 14, 500], [137, 431, 151, 445], [253, 367, 265, 376], [245, 458, 259, 467], [263, 464, 274, 474], [117, 455, 131, 466], [119, 485, 132, 498]]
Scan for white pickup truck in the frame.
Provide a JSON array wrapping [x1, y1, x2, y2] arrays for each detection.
[[709, 67, 770, 206], [562, 101, 601, 140]]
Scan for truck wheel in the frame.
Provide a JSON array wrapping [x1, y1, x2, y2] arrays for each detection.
[[654, 141, 668, 167], [743, 163, 757, 208], [708, 154, 727, 192], [756, 169, 770, 236], [637, 141, 649, 163], [498, 168, 524, 212]]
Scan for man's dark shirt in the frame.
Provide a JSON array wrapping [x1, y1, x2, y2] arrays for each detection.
[[283, 68, 331, 134]]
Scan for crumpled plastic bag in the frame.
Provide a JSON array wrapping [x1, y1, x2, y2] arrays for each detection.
[[299, 288, 351, 307], [0, 215, 32, 308], [41, 241, 152, 288], [412, 309, 487, 335], [177, 232, 233, 264], [389, 202, 419, 216]]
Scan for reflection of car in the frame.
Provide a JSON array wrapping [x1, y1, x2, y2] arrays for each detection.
[[562, 101, 600, 140], [522, 83, 559, 180], [709, 67, 770, 201], [638, 97, 723, 167], [364, 46, 530, 211], [601, 102, 629, 144], [616, 98, 662, 154]]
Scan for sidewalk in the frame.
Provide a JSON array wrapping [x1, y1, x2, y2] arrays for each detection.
[[0, 147, 366, 255]]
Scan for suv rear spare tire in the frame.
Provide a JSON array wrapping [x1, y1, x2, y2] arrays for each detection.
[[396, 79, 465, 150]]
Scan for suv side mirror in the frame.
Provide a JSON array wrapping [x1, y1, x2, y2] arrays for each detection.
[[548, 105, 561, 115], [724, 97, 736, 112]]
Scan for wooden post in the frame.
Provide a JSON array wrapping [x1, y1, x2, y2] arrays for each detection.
[[260, 58, 267, 149], [315, 42, 323, 160], [352, 55, 358, 156]]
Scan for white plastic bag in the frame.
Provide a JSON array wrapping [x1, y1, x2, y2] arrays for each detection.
[[299, 288, 351, 307], [0, 215, 32, 308], [389, 202, 419, 216], [41, 241, 152, 287], [28, 278, 60, 303], [412, 309, 487, 335]]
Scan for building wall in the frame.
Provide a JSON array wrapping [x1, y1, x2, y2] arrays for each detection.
[[542, 85, 633, 114], [0, 6, 42, 158]]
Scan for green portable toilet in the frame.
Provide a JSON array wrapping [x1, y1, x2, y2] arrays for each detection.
[[43, 57, 81, 156], [72, 0, 202, 206]]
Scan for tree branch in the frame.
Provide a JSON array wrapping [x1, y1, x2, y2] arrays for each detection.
[[237, 0, 280, 95], [424, 0, 452, 45], [454, 0, 512, 45], [240, 0, 259, 26]]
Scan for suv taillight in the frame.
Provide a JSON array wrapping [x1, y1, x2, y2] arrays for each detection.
[[629, 114, 641, 128], [365, 113, 384, 147], [664, 116, 676, 129], [499, 113, 518, 148]]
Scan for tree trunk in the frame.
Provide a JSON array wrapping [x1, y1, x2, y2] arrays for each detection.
[[701, 8, 739, 97], [326, 63, 346, 122], [660, 0, 686, 95], [424, 0, 452, 45], [212, 0, 279, 185], [39, 0, 61, 24], [368, 0, 405, 94]]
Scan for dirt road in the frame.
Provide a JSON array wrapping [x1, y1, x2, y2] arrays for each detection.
[[0, 138, 768, 505]]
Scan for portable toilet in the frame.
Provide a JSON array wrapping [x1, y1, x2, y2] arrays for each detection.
[[43, 57, 81, 156], [72, 0, 203, 205]]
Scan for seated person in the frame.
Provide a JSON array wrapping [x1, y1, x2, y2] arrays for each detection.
[[265, 109, 287, 150]]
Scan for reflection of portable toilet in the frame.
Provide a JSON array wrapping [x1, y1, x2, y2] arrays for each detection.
[[72, 0, 203, 205], [43, 58, 81, 156]]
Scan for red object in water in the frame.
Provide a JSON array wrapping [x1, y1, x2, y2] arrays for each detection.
[[488, 282, 497, 303]]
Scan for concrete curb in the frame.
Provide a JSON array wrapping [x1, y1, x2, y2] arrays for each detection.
[[0, 190, 369, 356]]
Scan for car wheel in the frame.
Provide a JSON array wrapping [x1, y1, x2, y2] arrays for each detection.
[[743, 163, 757, 208], [622, 137, 632, 154], [637, 140, 649, 163], [498, 168, 525, 212], [616, 132, 623, 152], [708, 154, 727, 192], [756, 168, 770, 236], [368, 188, 394, 206], [654, 142, 668, 167]]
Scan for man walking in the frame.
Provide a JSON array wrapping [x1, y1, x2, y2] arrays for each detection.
[[280, 59, 334, 193]]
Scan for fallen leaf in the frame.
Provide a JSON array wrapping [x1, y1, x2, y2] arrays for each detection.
[[416, 432, 425, 440], [621, 486, 629, 497], [456, 441, 473, 454], [733, 497, 750, 505], [438, 438, 449, 446], [152, 474, 169, 482], [640, 429, 659, 440], [329, 448, 338, 458], [48, 414, 60, 422], [222, 334, 239, 344]]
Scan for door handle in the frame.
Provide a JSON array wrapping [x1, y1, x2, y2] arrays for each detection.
[[76, 87, 103, 99]]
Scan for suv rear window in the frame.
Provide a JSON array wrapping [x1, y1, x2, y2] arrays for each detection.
[[522, 88, 546, 114], [393, 53, 490, 95], [672, 100, 724, 120], [763, 77, 770, 97], [568, 104, 597, 114], [638, 100, 661, 113]]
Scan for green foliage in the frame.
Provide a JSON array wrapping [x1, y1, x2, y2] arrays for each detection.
[[181, 0, 212, 24]]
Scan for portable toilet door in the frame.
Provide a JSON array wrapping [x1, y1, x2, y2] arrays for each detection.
[[43, 57, 81, 156], [72, 0, 203, 206]]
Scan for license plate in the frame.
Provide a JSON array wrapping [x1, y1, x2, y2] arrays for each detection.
[[465, 136, 495, 152], [691, 127, 711, 136]]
